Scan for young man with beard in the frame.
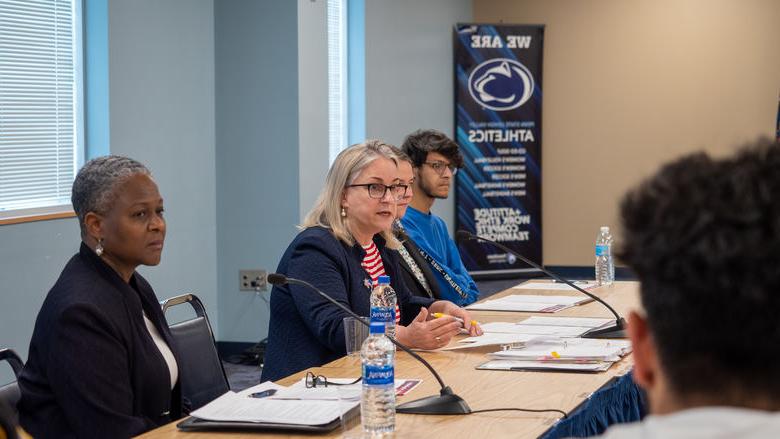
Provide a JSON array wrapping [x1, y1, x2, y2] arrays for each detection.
[[400, 129, 480, 306]]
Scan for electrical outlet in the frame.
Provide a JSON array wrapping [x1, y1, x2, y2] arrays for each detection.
[[239, 269, 267, 291]]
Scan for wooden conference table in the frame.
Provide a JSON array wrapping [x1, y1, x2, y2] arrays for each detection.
[[140, 280, 640, 438]]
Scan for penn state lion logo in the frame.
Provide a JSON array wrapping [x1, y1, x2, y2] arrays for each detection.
[[468, 58, 534, 111]]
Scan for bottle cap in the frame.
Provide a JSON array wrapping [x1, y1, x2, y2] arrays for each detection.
[[600, 226, 610, 233], [377, 275, 391, 284], [369, 321, 386, 334]]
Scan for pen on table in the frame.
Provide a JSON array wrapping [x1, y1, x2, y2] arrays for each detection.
[[431, 312, 479, 328], [249, 389, 277, 399]]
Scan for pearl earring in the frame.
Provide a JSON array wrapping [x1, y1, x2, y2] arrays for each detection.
[[95, 238, 104, 256], [341, 207, 346, 217]]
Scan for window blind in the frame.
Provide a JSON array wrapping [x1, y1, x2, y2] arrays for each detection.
[[0, 0, 80, 215]]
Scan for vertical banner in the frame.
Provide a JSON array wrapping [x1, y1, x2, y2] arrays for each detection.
[[454, 24, 544, 275]]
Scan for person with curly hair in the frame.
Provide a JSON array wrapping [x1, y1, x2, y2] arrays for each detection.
[[593, 138, 780, 438]]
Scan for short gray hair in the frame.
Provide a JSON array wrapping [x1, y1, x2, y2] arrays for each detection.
[[72, 155, 151, 236], [301, 140, 402, 249]]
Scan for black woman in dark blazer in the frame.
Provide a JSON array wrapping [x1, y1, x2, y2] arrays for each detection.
[[18, 156, 182, 438]]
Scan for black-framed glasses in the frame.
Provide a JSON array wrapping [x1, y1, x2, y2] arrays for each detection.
[[347, 183, 408, 201], [423, 161, 458, 176], [305, 371, 362, 388]]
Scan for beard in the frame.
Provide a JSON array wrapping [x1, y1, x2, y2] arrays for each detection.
[[418, 176, 450, 199]]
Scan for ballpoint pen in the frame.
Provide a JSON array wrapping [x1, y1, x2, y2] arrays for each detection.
[[249, 389, 277, 398]]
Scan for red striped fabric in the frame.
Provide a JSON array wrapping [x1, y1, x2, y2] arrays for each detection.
[[361, 241, 400, 324]]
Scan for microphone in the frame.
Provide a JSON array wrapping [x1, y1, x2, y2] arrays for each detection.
[[266, 273, 471, 415], [455, 230, 627, 339]]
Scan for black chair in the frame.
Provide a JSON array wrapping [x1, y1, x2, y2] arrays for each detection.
[[0, 348, 24, 425], [161, 294, 229, 411]]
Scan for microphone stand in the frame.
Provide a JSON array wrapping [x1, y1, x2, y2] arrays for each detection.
[[456, 231, 627, 339], [267, 273, 471, 415]]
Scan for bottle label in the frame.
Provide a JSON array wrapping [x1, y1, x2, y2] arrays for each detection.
[[363, 364, 394, 385], [370, 306, 395, 324], [595, 244, 610, 256]]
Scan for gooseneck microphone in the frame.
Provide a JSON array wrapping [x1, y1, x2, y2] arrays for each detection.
[[455, 230, 627, 339], [266, 273, 471, 415]]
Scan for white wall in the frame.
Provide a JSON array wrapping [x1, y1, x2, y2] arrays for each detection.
[[108, 0, 218, 320], [364, 0, 473, 233]]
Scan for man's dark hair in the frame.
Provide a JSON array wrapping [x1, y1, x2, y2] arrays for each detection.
[[401, 129, 464, 168], [617, 138, 780, 403]]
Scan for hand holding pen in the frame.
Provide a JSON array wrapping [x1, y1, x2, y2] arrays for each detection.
[[431, 312, 483, 336]]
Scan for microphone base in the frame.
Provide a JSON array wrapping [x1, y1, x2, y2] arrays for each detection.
[[581, 318, 628, 339], [396, 387, 471, 415]]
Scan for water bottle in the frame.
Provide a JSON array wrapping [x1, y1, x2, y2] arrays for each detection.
[[370, 275, 397, 338], [361, 321, 395, 435], [595, 226, 615, 286]]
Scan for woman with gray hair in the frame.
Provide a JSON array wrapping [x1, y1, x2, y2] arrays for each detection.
[[17, 156, 181, 438], [261, 140, 479, 382]]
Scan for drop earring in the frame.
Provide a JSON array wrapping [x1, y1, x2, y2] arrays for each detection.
[[95, 238, 104, 256], [341, 207, 346, 217]]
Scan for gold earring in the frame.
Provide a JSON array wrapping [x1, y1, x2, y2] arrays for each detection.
[[95, 238, 104, 256]]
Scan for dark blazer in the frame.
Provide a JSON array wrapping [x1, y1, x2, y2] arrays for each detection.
[[397, 234, 442, 300], [18, 243, 182, 439], [261, 226, 435, 382]]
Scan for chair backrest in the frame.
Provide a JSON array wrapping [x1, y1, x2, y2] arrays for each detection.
[[161, 294, 229, 411], [0, 349, 24, 426]]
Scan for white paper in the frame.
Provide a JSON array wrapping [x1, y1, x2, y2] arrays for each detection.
[[190, 391, 348, 426], [490, 337, 632, 361], [274, 378, 420, 400], [519, 316, 614, 328], [467, 300, 572, 313], [480, 322, 590, 337], [498, 295, 591, 304], [478, 359, 613, 372], [511, 281, 597, 291], [441, 332, 538, 350]]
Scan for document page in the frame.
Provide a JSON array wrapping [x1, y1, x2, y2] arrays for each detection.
[[191, 382, 354, 426], [512, 281, 597, 291]]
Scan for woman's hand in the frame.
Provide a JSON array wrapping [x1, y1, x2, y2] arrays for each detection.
[[396, 307, 462, 350], [429, 300, 484, 336]]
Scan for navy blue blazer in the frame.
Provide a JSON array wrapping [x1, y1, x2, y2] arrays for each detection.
[[261, 227, 435, 382], [18, 243, 182, 438]]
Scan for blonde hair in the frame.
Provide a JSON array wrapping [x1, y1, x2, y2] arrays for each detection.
[[301, 139, 402, 249]]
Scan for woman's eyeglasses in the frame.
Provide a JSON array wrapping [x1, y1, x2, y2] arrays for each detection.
[[424, 161, 458, 176], [347, 183, 408, 201], [305, 371, 362, 388]]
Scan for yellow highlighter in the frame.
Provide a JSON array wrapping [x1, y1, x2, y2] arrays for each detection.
[[431, 312, 478, 328]]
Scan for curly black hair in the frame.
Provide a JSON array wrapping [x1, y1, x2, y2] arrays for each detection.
[[617, 137, 780, 402], [400, 129, 464, 169]]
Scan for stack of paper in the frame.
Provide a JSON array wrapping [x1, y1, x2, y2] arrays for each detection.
[[479, 316, 616, 338], [466, 294, 592, 313], [489, 338, 632, 362], [477, 337, 632, 373], [511, 281, 598, 291], [189, 378, 423, 426], [441, 332, 538, 350], [190, 385, 347, 426], [479, 322, 592, 337]]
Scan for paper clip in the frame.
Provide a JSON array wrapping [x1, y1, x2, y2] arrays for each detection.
[[500, 342, 525, 351]]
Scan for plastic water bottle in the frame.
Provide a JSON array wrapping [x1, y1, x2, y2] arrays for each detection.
[[361, 320, 395, 435], [595, 226, 615, 286], [370, 275, 397, 338]]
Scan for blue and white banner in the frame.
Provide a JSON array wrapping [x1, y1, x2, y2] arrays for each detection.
[[454, 24, 544, 275]]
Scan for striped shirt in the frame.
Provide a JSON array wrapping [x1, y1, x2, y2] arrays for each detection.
[[361, 241, 400, 324]]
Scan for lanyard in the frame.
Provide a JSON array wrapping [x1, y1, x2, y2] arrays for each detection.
[[416, 247, 469, 302]]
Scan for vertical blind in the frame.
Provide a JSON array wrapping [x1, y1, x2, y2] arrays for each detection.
[[0, 0, 79, 214]]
